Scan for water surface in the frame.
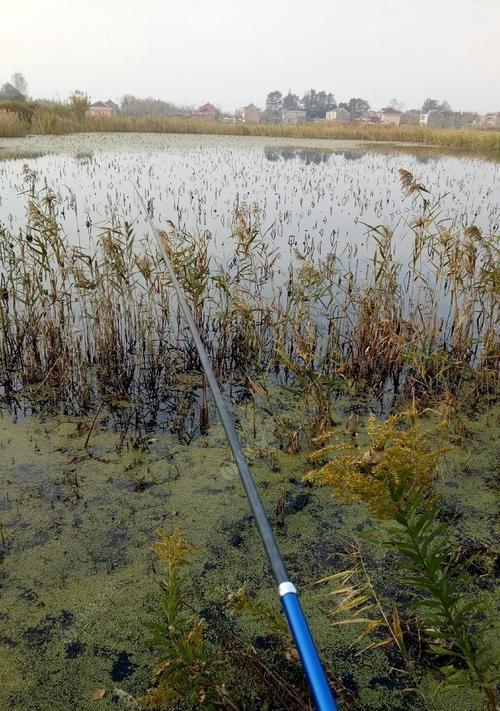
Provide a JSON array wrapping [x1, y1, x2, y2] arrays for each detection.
[[1, 133, 498, 266]]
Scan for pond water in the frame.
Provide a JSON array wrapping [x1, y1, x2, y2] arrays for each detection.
[[1, 134, 499, 711], [0, 133, 499, 268]]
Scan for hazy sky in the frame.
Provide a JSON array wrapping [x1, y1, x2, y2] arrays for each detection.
[[1, 0, 499, 112]]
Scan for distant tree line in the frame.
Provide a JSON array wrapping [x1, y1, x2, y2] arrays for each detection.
[[266, 89, 340, 120], [0, 73, 29, 101], [120, 95, 191, 117], [265, 90, 375, 121], [399, 98, 479, 128]]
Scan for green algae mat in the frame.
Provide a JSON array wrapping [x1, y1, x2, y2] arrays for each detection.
[[0, 396, 498, 710]]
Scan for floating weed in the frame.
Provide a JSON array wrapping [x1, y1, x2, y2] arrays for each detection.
[[314, 544, 407, 658]]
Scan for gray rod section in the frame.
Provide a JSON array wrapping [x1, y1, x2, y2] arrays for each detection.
[[136, 189, 289, 585]]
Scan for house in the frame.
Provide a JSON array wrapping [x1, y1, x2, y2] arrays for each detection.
[[281, 109, 306, 124], [377, 107, 402, 126], [193, 103, 218, 120], [481, 112, 500, 128], [85, 101, 115, 117], [105, 99, 119, 112], [243, 103, 261, 123], [325, 108, 349, 123], [262, 111, 282, 124]]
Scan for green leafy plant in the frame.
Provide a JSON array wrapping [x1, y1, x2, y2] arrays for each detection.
[[389, 499, 498, 708], [144, 528, 224, 709]]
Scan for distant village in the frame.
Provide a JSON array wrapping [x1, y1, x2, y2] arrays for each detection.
[[85, 94, 500, 129], [1, 76, 499, 130]]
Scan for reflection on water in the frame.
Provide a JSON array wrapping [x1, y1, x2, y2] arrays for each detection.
[[264, 145, 364, 164]]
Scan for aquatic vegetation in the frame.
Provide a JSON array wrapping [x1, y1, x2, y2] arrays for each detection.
[[144, 528, 224, 708], [389, 499, 498, 708], [0, 138, 497, 709], [0, 110, 28, 137], [305, 409, 447, 518], [306, 411, 499, 708], [0, 168, 498, 439], [314, 545, 406, 656]]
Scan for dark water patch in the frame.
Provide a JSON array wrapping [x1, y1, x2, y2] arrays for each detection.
[[65, 640, 85, 658], [203, 561, 218, 574], [284, 492, 311, 515], [228, 532, 243, 547], [23, 609, 74, 648], [0, 635, 17, 648], [18, 588, 37, 603], [108, 529, 129, 548], [288, 477, 312, 489], [111, 651, 137, 682]]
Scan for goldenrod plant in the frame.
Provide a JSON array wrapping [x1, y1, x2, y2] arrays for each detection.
[[144, 528, 223, 709], [306, 411, 498, 708]]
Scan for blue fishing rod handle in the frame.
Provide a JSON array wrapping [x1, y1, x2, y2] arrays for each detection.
[[280, 587, 339, 711]]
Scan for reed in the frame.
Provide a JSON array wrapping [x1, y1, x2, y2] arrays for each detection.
[[1, 108, 500, 157], [0, 171, 498, 433], [0, 110, 28, 137]]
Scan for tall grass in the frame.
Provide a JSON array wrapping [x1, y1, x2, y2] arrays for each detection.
[[0, 110, 28, 137], [1, 108, 499, 156], [0, 170, 498, 430]]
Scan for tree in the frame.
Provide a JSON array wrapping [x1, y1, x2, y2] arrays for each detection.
[[422, 98, 451, 113], [120, 95, 183, 116], [282, 90, 300, 110], [347, 97, 370, 121], [301, 89, 336, 119], [325, 92, 336, 110], [11, 72, 28, 97], [265, 90, 283, 114], [68, 90, 90, 119], [0, 82, 25, 101], [401, 109, 420, 125], [422, 98, 439, 112]]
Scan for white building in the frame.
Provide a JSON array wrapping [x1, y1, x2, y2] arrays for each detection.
[[377, 108, 402, 126], [481, 112, 500, 128]]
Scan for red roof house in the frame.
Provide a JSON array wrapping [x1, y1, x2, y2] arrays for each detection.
[[193, 103, 218, 120]]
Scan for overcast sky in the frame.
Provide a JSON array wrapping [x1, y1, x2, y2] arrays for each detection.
[[1, 0, 499, 113]]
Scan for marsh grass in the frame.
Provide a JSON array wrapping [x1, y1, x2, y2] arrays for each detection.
[[0, 110, 28, 137], [1, 108, 499, 157], [0, 170, 498, 435]]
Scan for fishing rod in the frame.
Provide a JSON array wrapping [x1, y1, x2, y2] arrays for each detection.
[[135, 187, 338, 711]]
